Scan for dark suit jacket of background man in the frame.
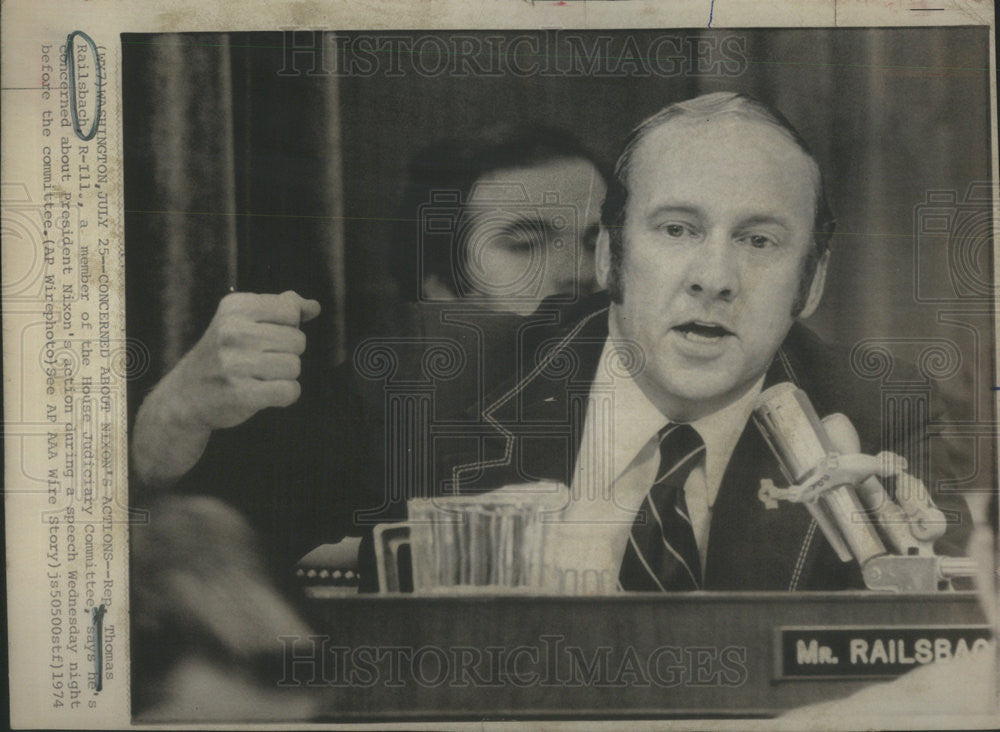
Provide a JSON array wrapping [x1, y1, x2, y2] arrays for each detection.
[[141, 292, 974, 594]]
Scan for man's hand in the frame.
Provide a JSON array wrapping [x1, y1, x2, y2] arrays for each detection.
[[168, 290, 321, 429], [132, 291, 321, 486], [821, 413, 947, 548], [761, 412, 948, 554]]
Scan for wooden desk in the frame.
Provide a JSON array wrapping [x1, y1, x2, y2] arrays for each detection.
[[300, 591, 990, 721]]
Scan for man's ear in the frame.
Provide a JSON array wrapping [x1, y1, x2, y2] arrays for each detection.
[[797, 250, 830, 320], [595, 227, 612, 290]]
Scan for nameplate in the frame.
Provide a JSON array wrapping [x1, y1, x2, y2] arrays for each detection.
[[774, 625, 992, 680]]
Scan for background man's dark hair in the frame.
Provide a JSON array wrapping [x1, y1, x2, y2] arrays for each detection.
[[391, 124, 609, 301], [600, 91, 836, 316]]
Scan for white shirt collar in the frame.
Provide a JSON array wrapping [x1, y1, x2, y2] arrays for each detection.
[[688, 374, 765, 500], [595, 336, 668, 480]]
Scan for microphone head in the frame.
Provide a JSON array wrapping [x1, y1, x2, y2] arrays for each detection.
[[821, 412, 862, 454], [753, 381, 798, 411], [752, 381, 830, 483]]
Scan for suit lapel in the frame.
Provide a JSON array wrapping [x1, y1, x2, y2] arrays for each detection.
[[704, 347, 820, 590], [447, 304, 610, 493], [703, 416, 817, 589]]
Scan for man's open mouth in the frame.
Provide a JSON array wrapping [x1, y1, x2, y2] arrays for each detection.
[[673, 321, 735, 342]]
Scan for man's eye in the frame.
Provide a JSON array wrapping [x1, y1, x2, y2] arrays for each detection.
[[742, 233, 775, 249], [498, 236, 534, 253], [660, 223, 692, 238], [498, 220, 546, 252]]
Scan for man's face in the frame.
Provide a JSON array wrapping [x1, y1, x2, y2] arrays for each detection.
[[461, 157, 605, 315], [598, 116, 827, 421]]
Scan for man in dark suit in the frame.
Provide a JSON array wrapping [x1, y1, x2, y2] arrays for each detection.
[[131, 92, 971, 594]]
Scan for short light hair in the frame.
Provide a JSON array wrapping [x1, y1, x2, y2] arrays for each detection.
[[600, 92, 836, 315]]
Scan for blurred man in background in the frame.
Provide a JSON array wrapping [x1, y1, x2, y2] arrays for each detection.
[[391, 124, 607, 314]]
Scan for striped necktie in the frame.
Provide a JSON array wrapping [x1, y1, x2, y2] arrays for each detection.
[[619, 423, 706, 592]]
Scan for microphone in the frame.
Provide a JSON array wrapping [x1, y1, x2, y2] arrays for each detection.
[[752, 382, 886, 566], [752, 382, 976, 591]]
